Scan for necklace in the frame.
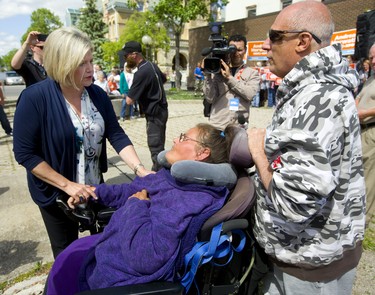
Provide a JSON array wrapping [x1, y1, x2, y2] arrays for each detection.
[[65, 97, 96, 159]]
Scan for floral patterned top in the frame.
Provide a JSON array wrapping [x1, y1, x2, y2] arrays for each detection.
[[65, 89, 105, 185]]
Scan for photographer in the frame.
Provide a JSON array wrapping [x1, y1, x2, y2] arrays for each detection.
[[203, 34, 259, 130], [11, 31, 47, 87]]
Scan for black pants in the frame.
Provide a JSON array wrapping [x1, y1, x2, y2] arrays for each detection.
[[146, 106, 168, 171], [39, 202, 79, 259], [0, 105, 12, 134]]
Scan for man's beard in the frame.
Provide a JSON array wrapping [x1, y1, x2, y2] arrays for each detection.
[[126, 57, 137, 68]]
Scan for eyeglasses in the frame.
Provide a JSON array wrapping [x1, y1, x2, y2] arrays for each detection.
[[268, 29, 322, 44], [179, 133, 205, 146]]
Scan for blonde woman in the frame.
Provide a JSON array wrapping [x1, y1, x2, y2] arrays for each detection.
[[13, 27, 152, 259]]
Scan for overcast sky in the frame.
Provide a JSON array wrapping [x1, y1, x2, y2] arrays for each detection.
[[0, 0, 85, 56]]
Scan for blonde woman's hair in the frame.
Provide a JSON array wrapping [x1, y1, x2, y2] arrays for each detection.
[[43, 27, 94, 89]]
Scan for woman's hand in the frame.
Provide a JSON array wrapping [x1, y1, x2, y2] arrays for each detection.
[[66, 183, 97, 209], [129, 189, 150, 201], [136, 166, 155, 177]]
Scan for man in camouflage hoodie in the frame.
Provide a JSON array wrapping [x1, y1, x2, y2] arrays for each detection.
[[247, 1, 366, 294]]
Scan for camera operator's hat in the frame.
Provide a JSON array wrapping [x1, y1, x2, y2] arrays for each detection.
[[122, 41, 142, 55]]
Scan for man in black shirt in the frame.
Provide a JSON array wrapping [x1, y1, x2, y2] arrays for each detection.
[[124, 41, 168, 171], [11, 31, 47, 87]]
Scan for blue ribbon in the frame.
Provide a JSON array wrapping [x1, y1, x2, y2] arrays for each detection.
[[179, 222, 246, 294]]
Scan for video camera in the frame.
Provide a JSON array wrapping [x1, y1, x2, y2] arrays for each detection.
[[202, 22, 237, 74]]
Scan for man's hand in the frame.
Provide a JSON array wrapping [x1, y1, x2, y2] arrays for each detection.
[[247, 128, 266, 160], [247, 128, 273, 190], [126, 96, 134, 105], [220, 60, 231, 80]]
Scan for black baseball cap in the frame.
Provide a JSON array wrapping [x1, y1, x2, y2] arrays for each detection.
[[122, 41, 142, 56]]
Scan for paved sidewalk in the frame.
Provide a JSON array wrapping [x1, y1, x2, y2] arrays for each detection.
[[0, 98, 272, 290], [0, 98, 372, 294]]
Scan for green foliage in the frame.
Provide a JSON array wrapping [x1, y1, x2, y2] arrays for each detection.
[[166, 89, 200, 100], [153, 0, 209, 36], [77, 0, 108, 64], [20, 8, 63, 43], [0, 56, 4, 69], [101, 41, 123, 70], [152, 0, 227, 89], [1, 49, 18, 70], [118, 11, 170, 61]]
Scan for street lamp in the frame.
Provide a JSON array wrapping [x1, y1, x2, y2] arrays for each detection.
[[142, 35, 153, 61]]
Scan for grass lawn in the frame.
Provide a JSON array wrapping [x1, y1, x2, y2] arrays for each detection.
[[166, 89, 202, 100]]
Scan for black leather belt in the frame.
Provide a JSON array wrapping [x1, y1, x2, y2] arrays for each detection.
[[360, 122, 375, 129]]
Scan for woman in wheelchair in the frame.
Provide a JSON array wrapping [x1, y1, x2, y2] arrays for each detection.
[[46, 123, 238, 295]]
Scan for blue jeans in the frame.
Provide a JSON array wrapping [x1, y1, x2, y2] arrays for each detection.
[[252, 92, 260, 107], [0, 105, 12, 134], [120, 99, 134, 119], [267, 87, 276, 107], [263, 264, 356, 295]]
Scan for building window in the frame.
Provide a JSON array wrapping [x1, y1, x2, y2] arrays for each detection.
[[282, 0, 292, 9], [247, 5, 256, 18]]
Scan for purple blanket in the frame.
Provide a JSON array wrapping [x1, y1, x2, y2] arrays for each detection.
[[47, 169, 228, 294]]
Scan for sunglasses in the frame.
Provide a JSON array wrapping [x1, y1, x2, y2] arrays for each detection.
[[179, 133, 205, 146], [268, 29, 322, 44]]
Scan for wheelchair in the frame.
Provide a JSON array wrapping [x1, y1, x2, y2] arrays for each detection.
[[55, 128, 264, 295]]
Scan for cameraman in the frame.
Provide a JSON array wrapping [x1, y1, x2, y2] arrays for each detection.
[[203, 34, 259, 130]]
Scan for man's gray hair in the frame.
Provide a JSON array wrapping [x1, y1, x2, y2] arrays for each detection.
[[288, 5, 334, 47]]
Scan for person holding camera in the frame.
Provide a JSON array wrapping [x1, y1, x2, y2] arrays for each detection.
[[203, 34, 259, 130], [11, 31, 47, 87]]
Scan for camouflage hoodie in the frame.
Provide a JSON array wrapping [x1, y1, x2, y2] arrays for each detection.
[[253, 44, 366, 279]]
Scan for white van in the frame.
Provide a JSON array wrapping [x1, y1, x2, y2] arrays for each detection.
[[4, 71, 25, 85]]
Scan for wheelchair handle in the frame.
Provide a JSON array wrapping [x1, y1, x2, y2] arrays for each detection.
[[221, 219, 249, 233], [56, 194, 96, 226]]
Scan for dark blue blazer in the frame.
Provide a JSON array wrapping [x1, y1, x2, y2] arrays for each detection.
[[13, 78, 132, 207]]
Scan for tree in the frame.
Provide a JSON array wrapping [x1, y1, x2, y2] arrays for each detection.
[[101, 10, 170, 70], [152, 0, 228, 89], [1, 49, 18, 70], [77, 0, 108, 65], [20, 8, 63, 43], [121, 11, 170, 61], [101, 41, 122, 70]]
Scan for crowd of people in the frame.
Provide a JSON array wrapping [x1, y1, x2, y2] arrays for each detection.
[[1, 1, 373, 294]]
